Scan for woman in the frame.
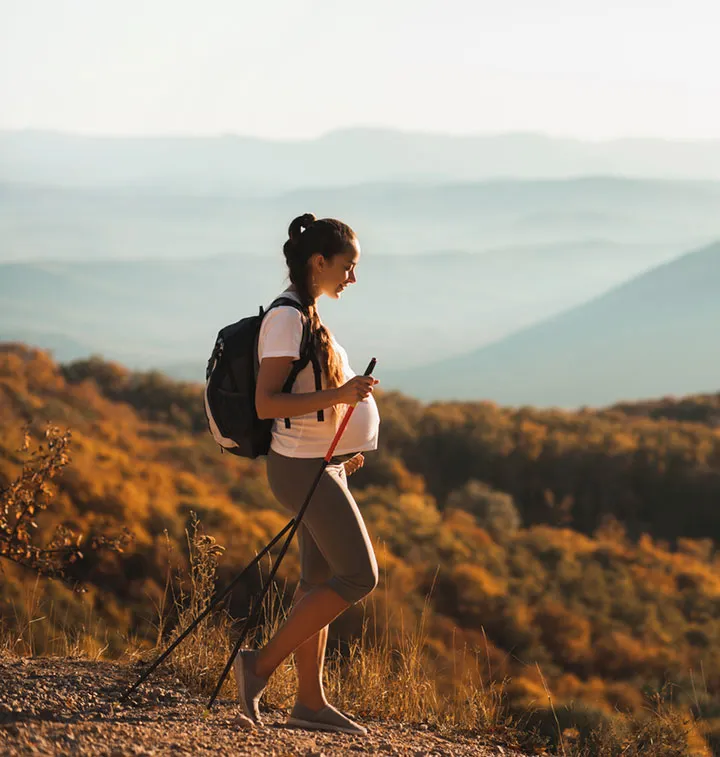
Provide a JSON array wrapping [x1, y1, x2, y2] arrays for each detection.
[[233, 214, 380, 735]]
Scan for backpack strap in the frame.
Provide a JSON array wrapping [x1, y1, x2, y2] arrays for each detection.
[[264, 297, 324, 427]]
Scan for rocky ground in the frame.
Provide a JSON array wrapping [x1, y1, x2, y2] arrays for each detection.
[[0, 657, 531, 756]]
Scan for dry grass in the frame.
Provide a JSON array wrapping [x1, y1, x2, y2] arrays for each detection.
[[528, 677, 704, 757], [567, 692, 700, 757], [138, 519, 521, 749], [321, 608, 510, 736], [133, 516, 514, 743], [0, 573, 111, 660], [152, 514, 235, 698]]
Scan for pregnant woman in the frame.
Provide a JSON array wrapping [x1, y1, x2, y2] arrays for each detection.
[[233, 214, 380, 736]]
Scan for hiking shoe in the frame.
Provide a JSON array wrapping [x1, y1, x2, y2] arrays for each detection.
[[287, 702, 368, 735], [232, 649, 267, 725]]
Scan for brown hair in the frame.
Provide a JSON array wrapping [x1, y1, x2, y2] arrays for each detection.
[[282, 213, 357, 390]]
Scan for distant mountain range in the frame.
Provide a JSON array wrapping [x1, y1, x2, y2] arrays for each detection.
[[4, 239, 718, 406], [3, 128, 720, 193], [0, 236, 681, 379], [2, 177, 719, 262], [3, 129, 719, 407], [384, 242, 720, 407]]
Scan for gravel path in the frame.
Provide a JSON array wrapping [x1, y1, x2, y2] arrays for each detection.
[[0, 657, 528, 756]]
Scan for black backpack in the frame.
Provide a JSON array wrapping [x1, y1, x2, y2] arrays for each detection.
[[203, 296, 324, 458]]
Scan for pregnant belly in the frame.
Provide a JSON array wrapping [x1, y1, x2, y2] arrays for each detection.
[[340, 395, 380, 451]]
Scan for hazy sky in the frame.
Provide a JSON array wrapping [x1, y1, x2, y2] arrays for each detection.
[[2, 0, 719, 140]]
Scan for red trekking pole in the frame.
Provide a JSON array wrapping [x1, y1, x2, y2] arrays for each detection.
[[204, 357, 377, 711]]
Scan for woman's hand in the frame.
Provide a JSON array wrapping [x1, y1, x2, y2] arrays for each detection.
[[344, 453, 365, 477], [336, 376, 378, 405]]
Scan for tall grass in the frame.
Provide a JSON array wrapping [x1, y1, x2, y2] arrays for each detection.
[[154, 514, 235, 697], [139, 516, 512, 738], [321, 607, 509, 734], [0, 572, 111, 660]]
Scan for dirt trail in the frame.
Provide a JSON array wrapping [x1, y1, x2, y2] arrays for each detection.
[[0, 657, 529, 756]]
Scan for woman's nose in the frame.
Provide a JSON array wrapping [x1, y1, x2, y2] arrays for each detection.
[[348, 270, 357, 283]]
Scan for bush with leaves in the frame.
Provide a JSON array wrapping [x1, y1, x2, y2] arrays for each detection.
[[0, 424, 130, 583]]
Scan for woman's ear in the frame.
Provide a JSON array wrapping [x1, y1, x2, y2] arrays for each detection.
[[310, 252, 326, 272]]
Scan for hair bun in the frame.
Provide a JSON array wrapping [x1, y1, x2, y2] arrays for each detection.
[[288, 213, 317, 244]]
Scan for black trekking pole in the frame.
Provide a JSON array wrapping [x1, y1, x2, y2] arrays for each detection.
[[204, 357, 377, 713], [119, 517, 295, 704]]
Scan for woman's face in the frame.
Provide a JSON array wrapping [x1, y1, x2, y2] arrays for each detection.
[[313, 239, 360, 300]]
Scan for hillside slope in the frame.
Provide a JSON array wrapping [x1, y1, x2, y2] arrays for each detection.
[[2, 345, 720, 752], [386, 241, 720, 406]]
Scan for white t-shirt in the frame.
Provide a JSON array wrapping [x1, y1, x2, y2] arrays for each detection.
[[257, 290, 380, 459]]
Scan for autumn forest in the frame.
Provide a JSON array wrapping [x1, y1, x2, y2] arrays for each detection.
[[2, 343, 720, 752]]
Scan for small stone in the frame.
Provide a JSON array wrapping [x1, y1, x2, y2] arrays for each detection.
[[232, 712, 255, 730]]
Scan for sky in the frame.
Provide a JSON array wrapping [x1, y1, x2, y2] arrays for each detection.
[[1, 0, 719, 141]]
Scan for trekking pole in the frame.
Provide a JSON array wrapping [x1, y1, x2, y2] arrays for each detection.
[[204, 357, 377, 712], [119, 517, 296, 703]]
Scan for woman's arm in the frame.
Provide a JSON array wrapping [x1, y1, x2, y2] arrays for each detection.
[[255, 356, 377, 420]]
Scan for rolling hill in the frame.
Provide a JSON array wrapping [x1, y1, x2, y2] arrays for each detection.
[[384, 241, 720, 407], [2, 345, 720, 753]]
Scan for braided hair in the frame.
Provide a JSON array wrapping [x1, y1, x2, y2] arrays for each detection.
[[282, 213, 357, 390]]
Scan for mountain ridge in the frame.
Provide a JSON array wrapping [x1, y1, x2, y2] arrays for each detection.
[[4, 128, 720, 192], [6, 125, 720, 146], [384, 240, 720, 406]]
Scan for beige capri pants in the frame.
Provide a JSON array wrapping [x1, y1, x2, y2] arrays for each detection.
[[266, 448, 379, 604]]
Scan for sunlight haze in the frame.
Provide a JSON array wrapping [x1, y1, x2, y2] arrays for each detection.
[[1, 0, 719, 139]]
